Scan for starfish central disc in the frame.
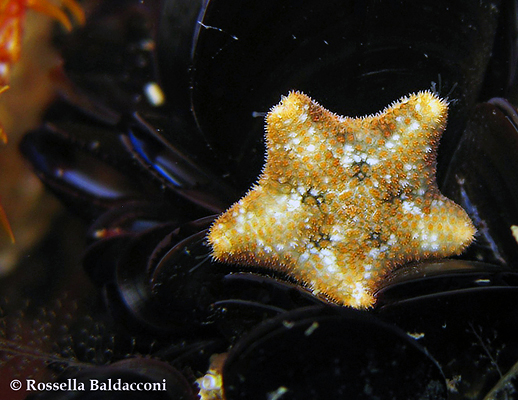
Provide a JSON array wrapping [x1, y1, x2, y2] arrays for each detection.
[[208, 91, 475, 308]]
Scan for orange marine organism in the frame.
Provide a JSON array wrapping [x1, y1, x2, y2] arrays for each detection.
[[208, 91, 475, 308], [0, 0, 85, 241], [0, 0, 85, 142]]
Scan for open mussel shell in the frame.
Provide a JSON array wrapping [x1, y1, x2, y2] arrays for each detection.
[[222, 306, 446, 399], [187, 0, 509, 188], [26, 358, 196, 399], [376, 260, 518, 399], [441, 98, 518, 267]]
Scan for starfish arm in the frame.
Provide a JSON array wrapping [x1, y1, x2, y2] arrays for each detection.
[[405, 196, 476, 258]]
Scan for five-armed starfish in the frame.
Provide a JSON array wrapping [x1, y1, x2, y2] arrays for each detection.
[[208, 91, 475, 308]]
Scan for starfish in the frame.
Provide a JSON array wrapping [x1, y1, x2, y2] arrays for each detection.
[[207, 91, 475, 308]]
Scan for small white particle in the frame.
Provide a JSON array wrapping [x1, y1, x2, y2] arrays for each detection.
[[267, 386, 289, 400], [407, 332, 425, 339], [144, 82, 165, 106], [304, 322, 319, 336]]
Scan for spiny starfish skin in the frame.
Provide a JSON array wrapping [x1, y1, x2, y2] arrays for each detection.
[[208, 91, 475, 308]]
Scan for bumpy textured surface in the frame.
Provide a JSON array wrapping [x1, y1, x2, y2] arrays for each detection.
[[208, 91, 475, 308]]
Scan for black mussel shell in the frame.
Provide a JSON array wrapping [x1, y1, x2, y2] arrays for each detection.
[[124, 114, 238, 213], [25, 358, 196, 399], [55, 0, 228, 186], [86, 201, 181, 242], [21, 103, 232, 222], [57, 0, 163, 115], [441, 98, 518, 267], [19, 121, 151, 221], [149, 219, 321, 339], [83, 217, 182, 287], [103, 223, 186, 333], [21, 0, 237, 220], [98, 216, 318, 340], [222, 306, 447, 400], [377, 261, 518, 399], [375, 259, 518, 305], [18, 96, 211, 223], [82, 199, 187, 285], [187, 0, 508, 189], [157, 0, 206, 124], [83, 234, 133, 286]]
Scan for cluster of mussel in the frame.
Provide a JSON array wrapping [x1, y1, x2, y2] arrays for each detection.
[[13, 0, 518, 398]]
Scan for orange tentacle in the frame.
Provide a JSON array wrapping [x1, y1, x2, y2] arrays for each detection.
[[27, 0, 86, 31], [0, 85, 8, 144], [0, 0, 86, 241], [27, 0, 73, 31], [60, 0, 85, 26], [0, 202, 14, 243]]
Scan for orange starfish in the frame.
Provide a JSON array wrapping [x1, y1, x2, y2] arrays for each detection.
[[208, 91, 475, 308]]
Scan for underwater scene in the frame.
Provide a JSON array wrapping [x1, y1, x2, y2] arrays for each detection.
[[1, 0, 518, 399]]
